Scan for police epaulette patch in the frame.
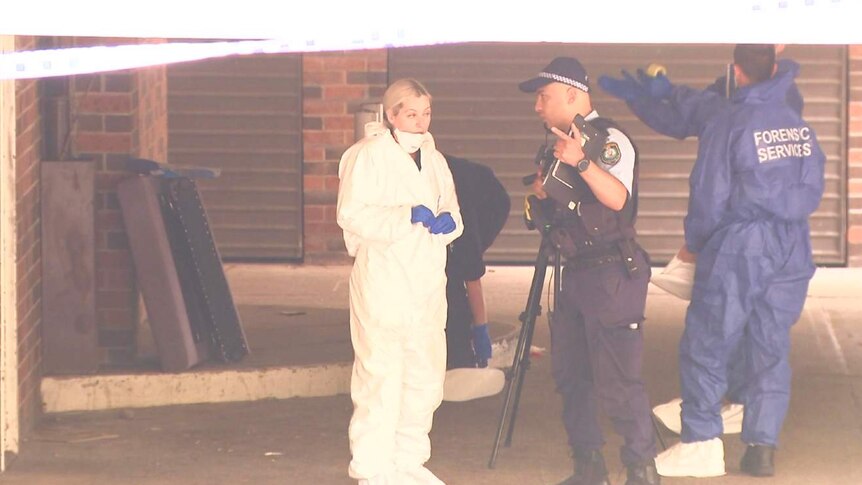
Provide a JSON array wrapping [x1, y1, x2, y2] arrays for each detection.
[[601, 142, 621, 165]]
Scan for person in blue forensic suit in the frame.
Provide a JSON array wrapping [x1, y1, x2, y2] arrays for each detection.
[[521, 57, 660, 485], [651, 45, 825, 479], [599, 45, 804, 435]]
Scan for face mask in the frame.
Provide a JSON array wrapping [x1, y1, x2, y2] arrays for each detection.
[[393, 129, 426, 154]]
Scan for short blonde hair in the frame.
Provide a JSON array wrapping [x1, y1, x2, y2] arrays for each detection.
[[382, 78, 432, 127]]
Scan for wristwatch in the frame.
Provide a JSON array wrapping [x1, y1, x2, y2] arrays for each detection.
[[577, 158, 591, 173]]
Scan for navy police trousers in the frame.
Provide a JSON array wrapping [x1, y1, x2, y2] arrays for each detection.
[[550, 250, 657, 466]]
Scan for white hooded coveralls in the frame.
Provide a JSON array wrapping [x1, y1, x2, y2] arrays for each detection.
[[337, 128, 463, 480]]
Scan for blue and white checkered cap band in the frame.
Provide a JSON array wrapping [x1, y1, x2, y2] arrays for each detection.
[[539, 72, 589, 92]]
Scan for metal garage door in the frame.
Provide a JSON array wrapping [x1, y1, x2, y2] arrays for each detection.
[[390, 43, 846, 265], [168, 54, 303, 260]]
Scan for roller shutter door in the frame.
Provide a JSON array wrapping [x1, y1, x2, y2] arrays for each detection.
[[390, 43, 846, 265], [168, 54, 303, 260]]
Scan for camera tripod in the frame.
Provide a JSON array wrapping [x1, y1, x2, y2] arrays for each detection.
[[487, 227, 667, 468], [488, 229, 560, 469]]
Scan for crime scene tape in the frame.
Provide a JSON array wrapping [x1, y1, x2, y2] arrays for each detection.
[[2, 0, 861, 81], [0, 30, 463, 81]]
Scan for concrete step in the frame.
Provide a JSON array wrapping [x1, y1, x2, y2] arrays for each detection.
[[40, 265, 860, 414], [41, 362, 352, 413], [41, 299, 514, 413]]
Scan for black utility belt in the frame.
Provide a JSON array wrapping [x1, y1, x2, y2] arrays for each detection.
[[568, 251, 623, 270], [564, 238, 644, 278]]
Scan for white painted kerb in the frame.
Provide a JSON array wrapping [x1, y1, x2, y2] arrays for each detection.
[[41, 363, 351, 413]]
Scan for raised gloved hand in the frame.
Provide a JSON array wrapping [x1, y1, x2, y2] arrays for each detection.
[[598, 70, 646, 102], [471, 323, 492, 368], [636, 68, 673, 100], [430, 212, 456, 235], [411, 205, 435, 227]]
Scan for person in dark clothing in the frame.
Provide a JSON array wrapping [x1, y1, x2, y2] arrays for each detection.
[[443, 154, 510, 370], [520, 56, 660, 485]]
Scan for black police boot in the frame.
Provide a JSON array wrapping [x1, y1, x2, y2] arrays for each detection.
[[740, 444, 775, 477], [556, 449, 610, 485], [625, 459, 660, 485]]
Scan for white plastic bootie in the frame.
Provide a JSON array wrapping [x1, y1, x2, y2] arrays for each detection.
[[720, 403, 744, 434], [443, 368, 505, 402], [399, 465, 446, 485], [650, 254, 695, 300], [358, 469, 399, 485], [653, 398, 744, 435], [652, 398, 683, 434], [487, 338, 516, 369], [655, 437, 726, 478]]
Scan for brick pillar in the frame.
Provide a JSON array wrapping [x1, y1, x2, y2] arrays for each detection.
[[849, 45, 862, 267], [302, 50, 387, 261], [13, 35, 44, 438], [64, 37, 167, 366], [69, 66, 137, 365], [134, 41, 168, 163]]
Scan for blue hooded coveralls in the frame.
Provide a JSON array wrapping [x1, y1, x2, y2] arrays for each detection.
[[625, 59, 805, 407], [677, 65, 825, 447]]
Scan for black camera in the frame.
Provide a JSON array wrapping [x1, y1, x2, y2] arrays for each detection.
[[523, 194, 555, 232], [573, 114, 607, 161], [540, 115, 607, 211]]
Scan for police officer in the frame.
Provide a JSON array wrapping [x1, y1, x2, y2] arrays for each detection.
[[653, 45, 825, 479], [519, 57, 659, 485]]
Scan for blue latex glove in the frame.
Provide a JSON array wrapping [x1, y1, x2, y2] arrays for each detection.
[[636, 69, 673, 99], [411, 205, 435, 227], [430, 212, 456, 235], [598, 70, 646, 102], [471, 323, 492, 368]]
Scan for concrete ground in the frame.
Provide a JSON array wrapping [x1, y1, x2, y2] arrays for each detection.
[[2, 264, 861, 485]]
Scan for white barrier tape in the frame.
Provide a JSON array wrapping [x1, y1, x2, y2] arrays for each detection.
[[0, 31, 463, 81], [3, 1, 861, 81]]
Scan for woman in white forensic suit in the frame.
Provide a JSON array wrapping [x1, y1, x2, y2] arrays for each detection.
[[337, 78, 463, 485]]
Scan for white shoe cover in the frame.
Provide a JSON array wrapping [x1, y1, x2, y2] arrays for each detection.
[[652, 398, 683, 434], [655, 438, 726, 478], [398, 465, 446, 485], [720, 403, 744, 434], [653, 398, 744, 435], [358, 469, 399, 485], [487, 338, 515, 369], [650, 254, 695, 300], [443, 368, 505, 402]]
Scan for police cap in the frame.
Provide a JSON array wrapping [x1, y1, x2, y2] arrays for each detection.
[[519, 57, 590, 93]]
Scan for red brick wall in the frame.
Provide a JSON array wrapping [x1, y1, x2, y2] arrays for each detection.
[[8, 34, 165, 438], [61, 37, 167, 365], [849, 45, 862, 267], [302, 50, 387, 261], [65, 44, 137, 365], [13, 35, 43, 437], [134, 58, 168, 164]]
